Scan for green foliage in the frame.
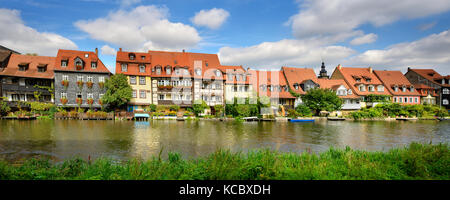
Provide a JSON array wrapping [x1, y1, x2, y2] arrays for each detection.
[[192, 100, 209, 116], [295, 104, 313, 117], [102, 74, 132, 111], [302, 88, 343, 115], [350, 103, 448, 120], [214, 105, 224, 117], [364, 94, 391, 103], [0, 143, 448, 180], [169, 105, 180, 112], [0, 97, 11, 116], [225, 97, 267, 118], [149, 104, 157, 112]]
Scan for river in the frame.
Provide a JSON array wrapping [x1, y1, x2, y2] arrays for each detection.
[[0, 119, 448, 162]]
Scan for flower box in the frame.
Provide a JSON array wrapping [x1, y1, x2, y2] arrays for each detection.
[[77, 81, 84, 88], [76, 98, 83, 106], [98, 82, 105, 89], [86, 81, 93, 89], [60, 98, 68, 105], [87, 98, 94, 105], [61, 80, 69, 87]]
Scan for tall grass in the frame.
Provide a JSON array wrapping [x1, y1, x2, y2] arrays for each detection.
[[0, 143, 448, 180]]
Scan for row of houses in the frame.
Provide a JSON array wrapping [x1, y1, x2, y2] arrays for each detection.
[[1, 45, 449, 114]]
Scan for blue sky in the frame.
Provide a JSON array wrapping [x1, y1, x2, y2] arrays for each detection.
[[1, 0, 450, 74]]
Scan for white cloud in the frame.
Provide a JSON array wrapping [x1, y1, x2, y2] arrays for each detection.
[[75, 5, 201, 51], [100, 45, 116, 56], [218, 38, 355, 69], [418, 22, 437, 31], [287, 0, 450, 40], [0, 8, 77, 56], [345, 30, 450, 74], [119, 0, 141, 7], [350, 33, 378, 45], [191, 8, 230, 29]]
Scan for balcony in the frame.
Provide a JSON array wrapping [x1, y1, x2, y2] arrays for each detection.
[[2, 84, 51, 94]]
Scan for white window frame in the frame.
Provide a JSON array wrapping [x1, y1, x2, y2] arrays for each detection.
[[121, 64, 128, 72], [132, 90, 137, 98], [99, 76, 105, 83], [61, 92, 67, 98], [139, 90, 146, 99], [87, 93, 93, 99], [130, 76, 136, 85], [139, 76, 146, 85], [139, 65, 145, 73], [62, 75, 69, 81], [87, 76, 93, 82]]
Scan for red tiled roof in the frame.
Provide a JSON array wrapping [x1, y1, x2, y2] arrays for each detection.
[[218, 65, 250, 84], [408, 69, 445, 86], [281, 66, 318, 95], [413, 84, 438, 97], [147, 50, 224, 80], [54, 49, 111, 74], [317, 79, 359, 99], [332, 66, 391, 96], [374, 70, 421, 96], [115, 51, 151, 76], [0, 54, 55, 79], [248, 69, 295, 99]]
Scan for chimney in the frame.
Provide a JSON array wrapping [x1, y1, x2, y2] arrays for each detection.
[[119, 48, 122, 52], [369, 66, 373, 73], [182, 49, 185, 53], [95, 48, 98, 56]]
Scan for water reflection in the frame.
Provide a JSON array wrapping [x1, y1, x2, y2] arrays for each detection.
[[0, 120, 448, 162]]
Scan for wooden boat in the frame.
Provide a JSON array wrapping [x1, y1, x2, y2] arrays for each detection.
[[243, 116, 259, 121], [289, 118, 315, 122], [327, 117, 346, 121]]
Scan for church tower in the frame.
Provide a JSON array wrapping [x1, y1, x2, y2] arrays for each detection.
[[318, 62, 329, 79]]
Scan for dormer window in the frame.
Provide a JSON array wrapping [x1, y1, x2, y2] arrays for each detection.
[[377, 85, 384, 92], [195, 68, 201, 76], [402, 86, 407, 92], [183, 68, 189, 75], [236, 74, 241, 81], [18, 63, 29, 71], [442, 79, 445, 85], [121, 63, 128, 72], [129, 53, 135, 60], [294, 83, 299, 90], [368, 85, 374, 92], [366, 78, 371, 83], [37, 64, 47, 72], [75, 58, 84, 70], [84, 54, 89, 58], [394, 85, 398, 92], [91, 62, 97, 69], [356, 78, 361, 82], [139, 64, 145, 73], [359, 85, 365, 92], [61, 60, 68, 67], [410, 86, 414, 92], [215, 70, 221, 77], [141, 56, 145, 60], [348, 89, 353, 95], [227, 74, 233, 81], [156, 67, 161, 75], [166, 67, 171, 75]]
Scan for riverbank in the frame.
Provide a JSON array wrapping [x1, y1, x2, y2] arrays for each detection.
[[0, 143, 448, 180]]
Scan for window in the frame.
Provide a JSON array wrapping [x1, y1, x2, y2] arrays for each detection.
[[84, 54, 89, 58], [409, 97, 413, 103], [443, 88, 450, 94], [410, 86, 414, 92], [215, 83, 221, 90], [243, 75, 247, 82], [394, 86, 398, 92], [87, 93, 93, 99], [166, 68, 171, 75], [359, 85, 365, 92], [399, 97, 402, 103], [91, 62, 97, 69], [141, 56, 145, 60], [139, 90, 146, 98], [130, 76, 136, 85], [18, 64, 28, 71], [356, 78, 361, 82], [62, 75, 69, 81], [77, 75, 83, 82], [402, 86, 407, 92], [368, 85, 374, 92], [215, 70, 221, 77], [404, 97, 408, 103], [61, 60, 68, 67], [99, 76, 105, 83], [443, 99, 449, 105], [61, 93, 67, 98], [377, 85, 384, 92], [394, 97, 397, 102], [236, 75, 241, 81], [38, 65, 47, 72], [129, 54, 135, 60], [348, 89, 353, 94], [156, 67, 161, 75], [183, 69, 189, 75], [87, 76, 93, 82], [159, 94, 164, 100], [121, 64, 128, 72], [139, 76, 146, 85], [76, 92, 82, 99], [175, 68, 181, 75], [132, 90, 137, 98], [139, 65, 145, 73], [227, 74, 233, 81], [415, 97, 418, 103]]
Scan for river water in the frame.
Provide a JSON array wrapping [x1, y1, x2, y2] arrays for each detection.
[[0, 119, 448, 162]]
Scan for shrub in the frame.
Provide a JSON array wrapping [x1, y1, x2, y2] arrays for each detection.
[[295, 104, 313, 117]]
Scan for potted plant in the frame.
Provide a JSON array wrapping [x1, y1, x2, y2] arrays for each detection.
[[61, 80, 69, 88], [98, 82, 104, 89], [87, 98, 94, 105], [77, 80, 84, 89], [76, 98, 83, 106], [76, 65, 83, 70], [86, 81, 94, 89], [60, 97, 68, 105]]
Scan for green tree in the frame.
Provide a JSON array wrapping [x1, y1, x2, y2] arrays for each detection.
[[214, 104, 224, 117], [101, 74, 132, 111], [149, 104, 157, 112], [295, 104, 313, 117], [192, 100, 208, 116], [302, 88, 343, 115], [0, 97, 11, 116]]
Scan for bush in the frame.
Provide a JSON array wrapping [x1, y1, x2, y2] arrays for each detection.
[[149, 104, 157, 112], [0, 98, 11, 116], [295, 104, 313, 117]]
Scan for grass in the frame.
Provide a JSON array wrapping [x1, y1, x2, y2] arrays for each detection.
[[0, 142, 448, 180]]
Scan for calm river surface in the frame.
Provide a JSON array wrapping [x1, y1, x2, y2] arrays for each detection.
[[0, 120, 449, 162]]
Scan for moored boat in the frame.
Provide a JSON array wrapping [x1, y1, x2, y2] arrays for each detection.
[[289, 118, 315, 122], [327, 117, 346, 121]]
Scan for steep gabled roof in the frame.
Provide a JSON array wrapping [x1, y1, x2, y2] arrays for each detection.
[[407, 68, 450, 87], [374, 70, 421, 96], [281, 66, 318, 95], [332, 66, 390, 96], [54, 49, 111, 74], [317, 79, 359, 99], [218, 65, 250, 84], [0, 54, 55, 79], [115, 51, 151, 76]]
